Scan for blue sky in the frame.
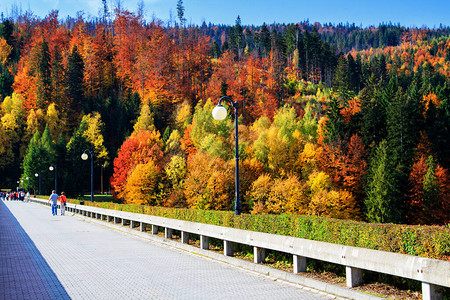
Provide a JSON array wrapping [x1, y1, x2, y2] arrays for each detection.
[[1, 0, 449, 28]]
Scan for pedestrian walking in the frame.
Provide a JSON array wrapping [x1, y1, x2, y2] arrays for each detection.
[[48, 190, 59, 216], [59, 192, 67, 216], [26, 191, 30, 202]]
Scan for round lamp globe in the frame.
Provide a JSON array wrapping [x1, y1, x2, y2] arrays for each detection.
[[212, 104, 227, 121]]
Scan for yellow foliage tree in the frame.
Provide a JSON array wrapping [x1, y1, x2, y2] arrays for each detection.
[[81, 112, 109, 165], [240, 157, 264, 211], [1, 93, 25, 141], [309, 189, 361, 220], [266, 126, 290, 176], [175, 100, 192, 132], [266, 175, 309, 214], [300, 143, 322, 178], [422, 92, 441, 115], [165, 154, 187, 190], [1, 93, 25, 120], [45, 103, 65, 141], [123, 161, 159, 205], [248, 173, 273, 214], [0, 37, 12, 64], [165, 129, 182, 154], [184, 151, 234, 210], [307, 171, 331, 195], [0, 93, 25, 168], [133, 103, 155, 132], [26, 109, 44, 136]]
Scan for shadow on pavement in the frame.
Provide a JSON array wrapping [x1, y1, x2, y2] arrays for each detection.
[[0, 200, 71, 299]]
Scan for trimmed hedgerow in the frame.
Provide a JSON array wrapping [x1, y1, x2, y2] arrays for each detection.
[[70, 199, 450, 260]]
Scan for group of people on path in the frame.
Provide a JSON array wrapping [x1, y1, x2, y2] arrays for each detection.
[[48, 190, 67, 216], [1, 191, 30, 201], [2, 189, 68, 216]]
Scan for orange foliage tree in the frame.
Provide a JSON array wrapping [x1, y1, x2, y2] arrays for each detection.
[[407, 155, 450, 225], [113, 10, 146, 94], [123, 161, 160, 205], [319, 134, 367, 199], [184, 151, 234, 210], [110, 130, 164, 200]]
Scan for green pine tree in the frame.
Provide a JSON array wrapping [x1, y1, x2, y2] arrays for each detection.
[[35, 39, 52, 108], [365, 140, 401, 223], [51, 45, 65, 108], [66, 45, 85, 129], [41, 125, 54, 157], [66, 126, 89, 197], [324, 96, 345, 144], [22, 131, 43, 191], [386, 88, 421, 171], [360, 74, 386, 147]]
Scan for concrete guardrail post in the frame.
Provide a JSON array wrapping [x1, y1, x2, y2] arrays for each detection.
[[165, 227, 172, 239], [200, 235, 209, 250], [346, 266, 363, 287], [181, 231, 189, 244], [224, 241, 234, 257], [254, 247, 266, 264], [422, 282, 443, 300], [293, 255, 307, 273]]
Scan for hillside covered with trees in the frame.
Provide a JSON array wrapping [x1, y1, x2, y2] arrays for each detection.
[[0, 2, 449, 225]]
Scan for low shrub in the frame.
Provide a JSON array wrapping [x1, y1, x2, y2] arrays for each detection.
[[70, 199, 450, 260]]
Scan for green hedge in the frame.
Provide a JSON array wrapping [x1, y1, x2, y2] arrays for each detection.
[[70, 200, 450, 260]]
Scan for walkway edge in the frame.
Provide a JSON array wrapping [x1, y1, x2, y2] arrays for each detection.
[[71, 210, 382, 300]]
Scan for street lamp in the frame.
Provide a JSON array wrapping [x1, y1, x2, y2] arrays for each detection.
[[49, 164, 57, 193], [35, 172, 41, 195], [212, 96, 241, 215], [81, 149, 94, 202], [24, 177, 29, 191]]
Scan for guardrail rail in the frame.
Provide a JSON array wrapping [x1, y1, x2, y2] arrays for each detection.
[[31, 198, 449, 300]]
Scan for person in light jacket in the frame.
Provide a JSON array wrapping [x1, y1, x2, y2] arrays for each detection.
[[48, 190, 58, 216]]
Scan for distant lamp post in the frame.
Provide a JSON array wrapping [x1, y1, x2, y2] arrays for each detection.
[[81, 149, 94, 202], [212, 96, 241, 215], [35, 172, 41, 195], [49, 164, 57, 193]]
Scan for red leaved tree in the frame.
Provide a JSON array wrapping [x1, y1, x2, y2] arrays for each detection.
[[110, 130, 164, 200], [407, 155, 450, 225]]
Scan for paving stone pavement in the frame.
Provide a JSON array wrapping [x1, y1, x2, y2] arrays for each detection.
[[1, 200, 336, 300]]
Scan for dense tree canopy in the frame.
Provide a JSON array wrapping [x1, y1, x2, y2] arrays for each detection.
[[0, 10, 449, 225]]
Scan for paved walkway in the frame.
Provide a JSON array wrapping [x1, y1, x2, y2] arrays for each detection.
[[1, 200, 334, 300]]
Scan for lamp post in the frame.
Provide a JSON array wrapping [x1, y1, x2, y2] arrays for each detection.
[[24, 177, 29, 191], [212, 96, 241, 215], [35, 172, 41, 195], [49, 164, 57, 193], [81, 149, 94, 202]]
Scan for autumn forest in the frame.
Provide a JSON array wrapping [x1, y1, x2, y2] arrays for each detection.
[[1, 3, 449, 226]]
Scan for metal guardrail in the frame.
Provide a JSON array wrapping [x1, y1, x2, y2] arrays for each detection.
[[32, 198, 449, 300]]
